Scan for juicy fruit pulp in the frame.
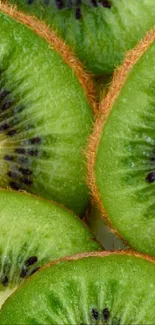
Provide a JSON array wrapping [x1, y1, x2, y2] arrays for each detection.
[[88, 30, 155, 256], [0, 3, 95, 216], [8, 0, 155, 74], [0, 252, 155, 324], [0, 190, 101, 307]]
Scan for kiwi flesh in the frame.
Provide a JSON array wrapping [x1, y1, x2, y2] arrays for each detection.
[[0, 251, 155, 324], [0, 3, 96, 216], [0, 189, 101, 307], [87, 28, 155, 256], [6, 0, 155, 75]]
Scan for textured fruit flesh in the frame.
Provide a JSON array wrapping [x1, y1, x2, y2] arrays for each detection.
[[0, 9, 93, 216], [8, 0, 155, 74], [0, 190, 101, 307], [0, 253, 155, 324], [95, 42, 155, 256]]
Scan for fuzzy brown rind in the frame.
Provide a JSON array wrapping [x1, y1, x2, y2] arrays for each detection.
[[41, 250, 155, 270], [2, 250, 155, 311], [86, 27, 155, 245], [0, 1, 97, 115]]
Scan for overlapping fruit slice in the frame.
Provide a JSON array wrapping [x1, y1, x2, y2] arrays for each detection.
[[0, 2, 96, 216], [0, 252, 155, 324], [8, 0, 155, 74], [87, 29, 155, 256], [0, 189, 101, 307]]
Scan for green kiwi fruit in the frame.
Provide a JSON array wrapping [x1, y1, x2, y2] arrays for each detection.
[[6, 0, 155, 75], [0, 251, 155, 324], [87, 28, 155, 256], [0, 189, 101, 307], [0, 3, 96, 216]]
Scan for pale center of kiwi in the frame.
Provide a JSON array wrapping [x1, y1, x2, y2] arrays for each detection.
[[0, 252, 40, 308], [0, 287, 17, 308]]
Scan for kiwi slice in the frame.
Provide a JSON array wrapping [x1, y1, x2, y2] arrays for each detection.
[[6, 0, 155, 75], [0, 189, 101, 307], [87, 29, 155, 256], [0, 251, 155, 324], [0, 3, 96, 216]]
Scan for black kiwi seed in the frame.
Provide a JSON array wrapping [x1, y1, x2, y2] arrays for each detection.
[[146, 171, 155, 183], [19, 167, 32, 176], [15, 148, 26, 155], [1, 100, 13, 112], [1, 275, 9, 287], [102, 0, 111, 8], [75, 7, 82, 19], [7, 129, 17, 136], [0, 89, 10, 101], [29, 137, 41, 144], [92, 308, 99, 320], [103, 308, 110, 321], [91, 0, 98, 7], [9, 181, 20, 190], [7, 170, 19, 179], [27, 149, 39, 157], [55, 0, 64, 9], [25, 256, 38, 266], [27, 0, 35, 4], [20, 265, 29, 278], [0, 123, 9, 131], [4, 155, 14, 161]]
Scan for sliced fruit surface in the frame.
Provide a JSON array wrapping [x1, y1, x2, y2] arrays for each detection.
[[0, 3, 95, 216], [0, 189, 101, 307], [7, 0, 155, 74], [0, 252, 155, 324], [89, 30, 155, 256]]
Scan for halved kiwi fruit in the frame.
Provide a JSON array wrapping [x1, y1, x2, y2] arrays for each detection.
[[0, 189, 101, 307], [87, 28, 155, 256], [0, 2, 96, 216], [0, 251, 155, 324], [6, 0, 155, 75]]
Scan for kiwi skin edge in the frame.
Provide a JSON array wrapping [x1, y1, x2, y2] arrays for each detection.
[[0, 1, 97, 115], [0, 186, 100, 239], [19, 251, 155, 282], [86, 27, 155, 243]]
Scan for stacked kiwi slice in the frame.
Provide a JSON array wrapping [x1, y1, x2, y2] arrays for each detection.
[[0, 189, 101, 307], [6, 0, 155, 74], [1, 252, 155, 324], [0, 1, 97, 216], [0, 1, 155, 324], [87, 29, 155, 257], [0, 0, 101, 313]]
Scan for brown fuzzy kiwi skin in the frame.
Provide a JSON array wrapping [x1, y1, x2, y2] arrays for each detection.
[[86, 27, 155, 244], [0, 1, 97, 116], [13, 250, 155, 283], [2, 250, 155, 309]]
